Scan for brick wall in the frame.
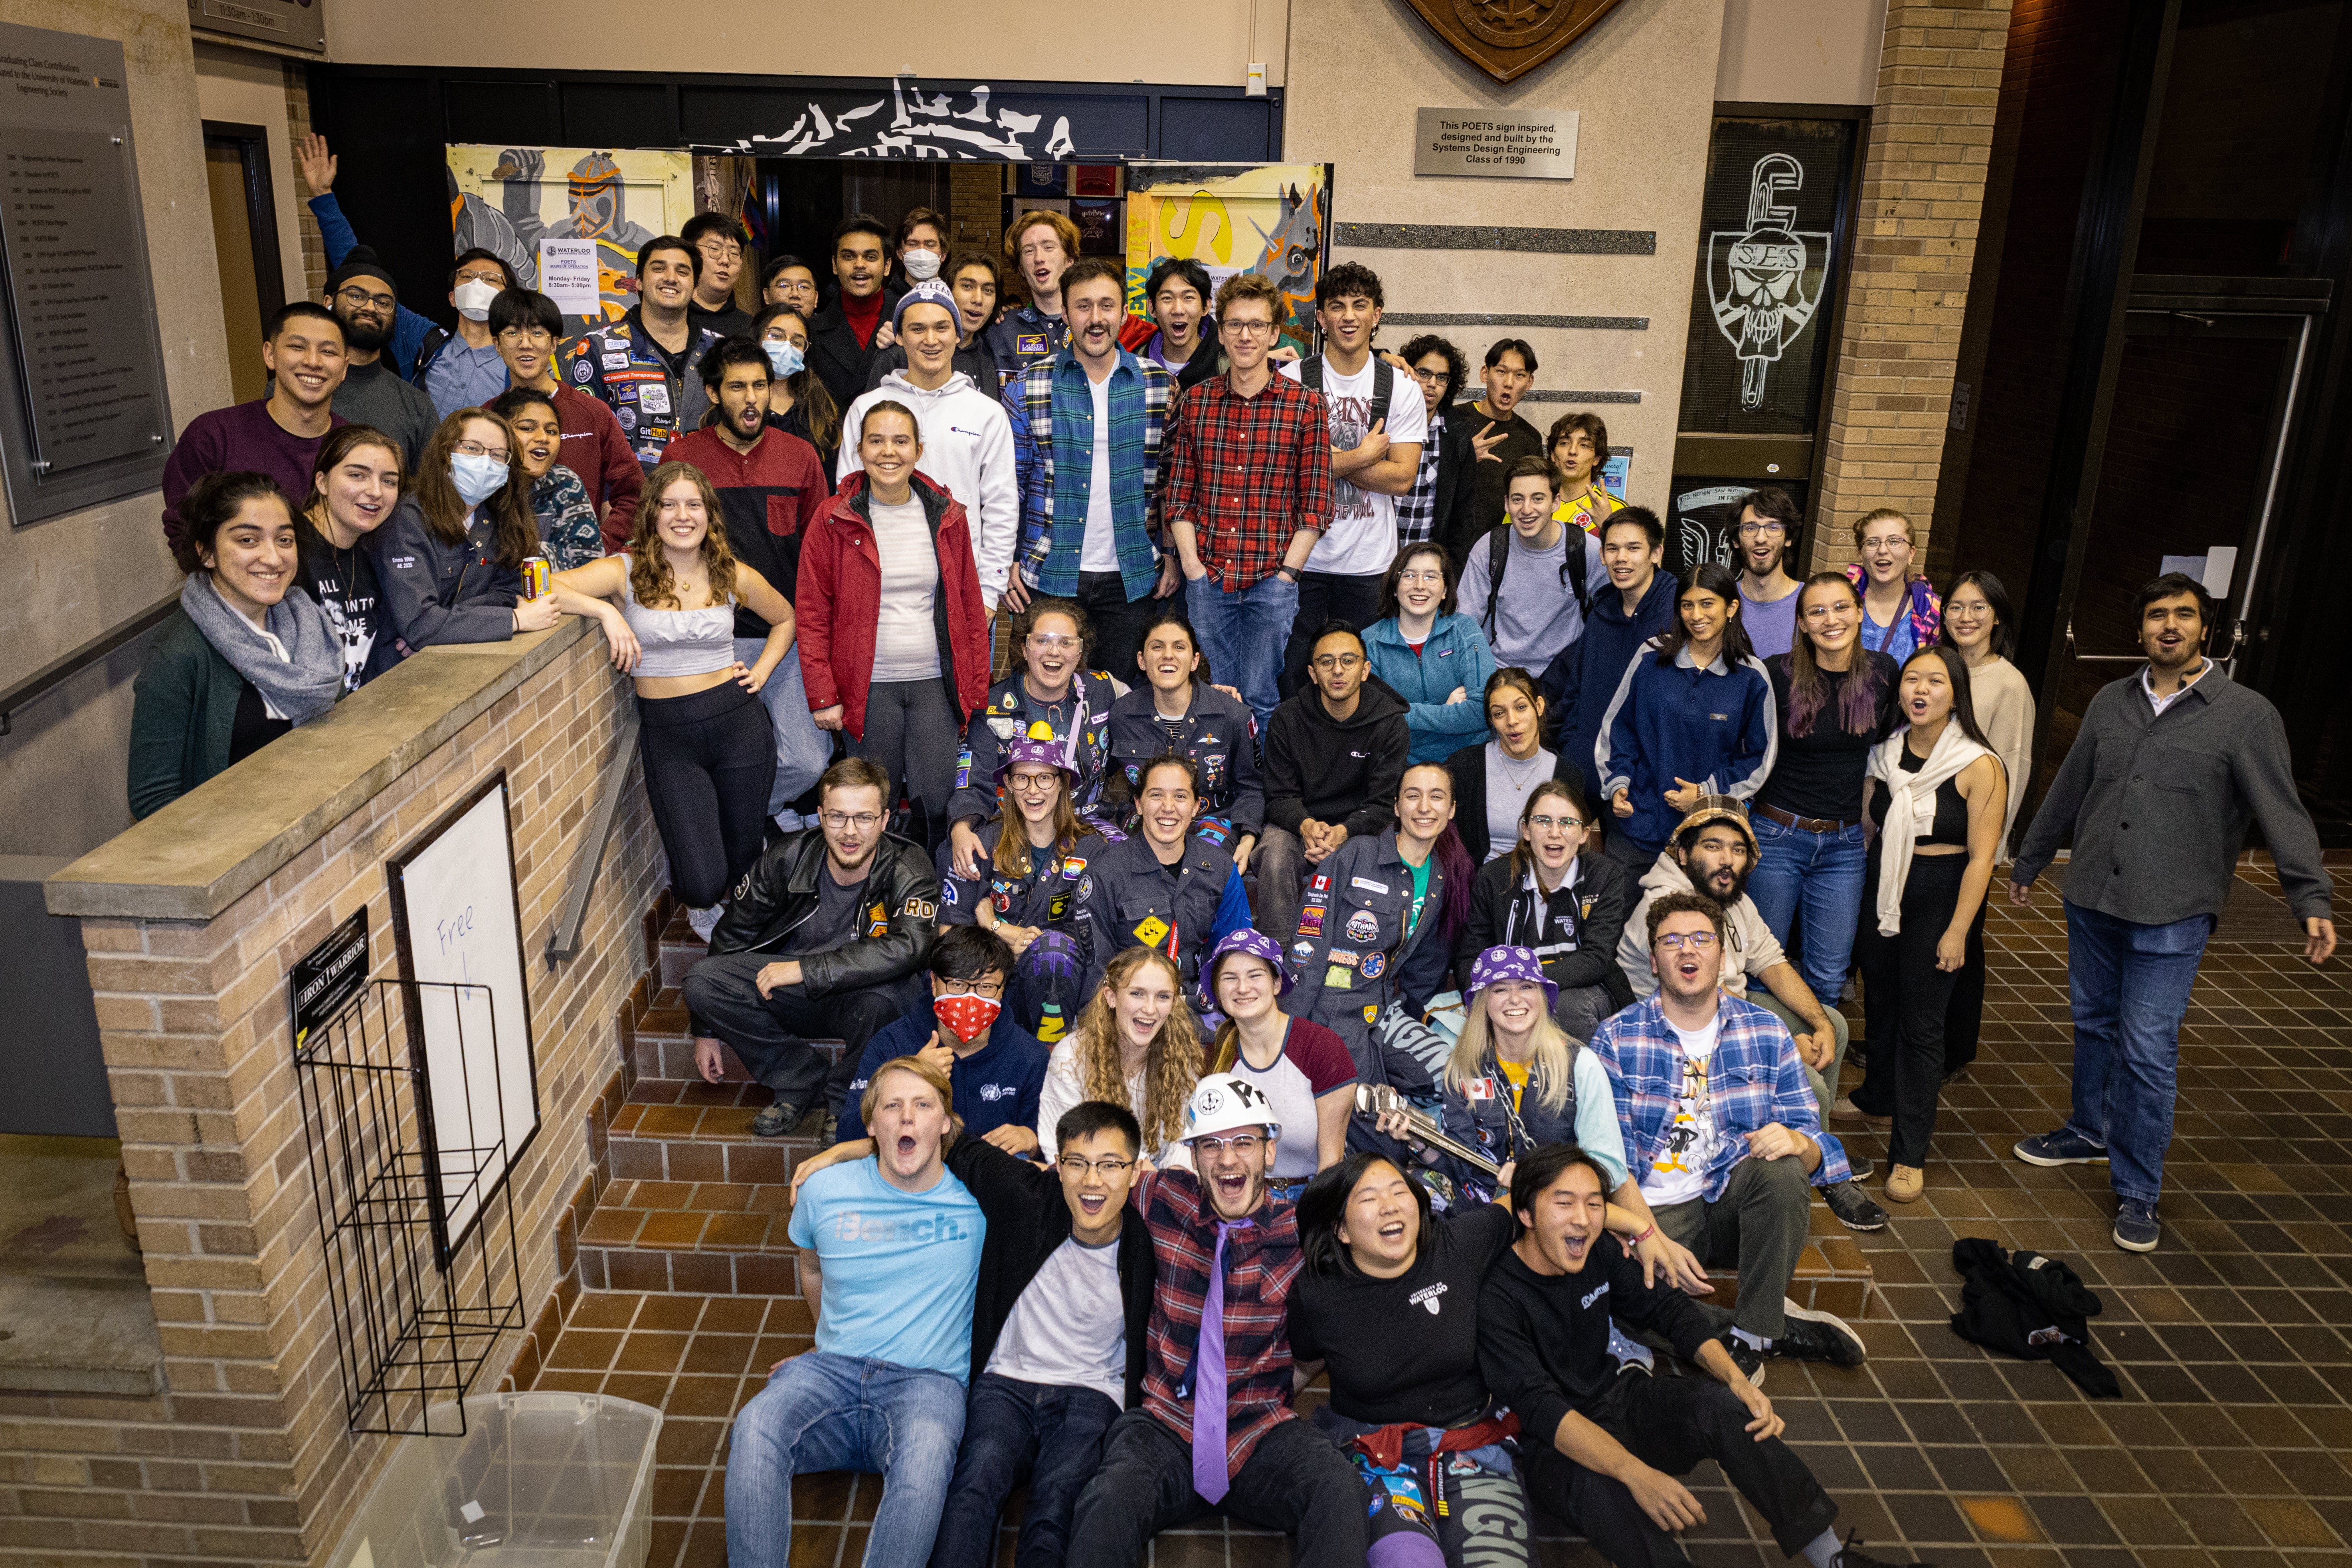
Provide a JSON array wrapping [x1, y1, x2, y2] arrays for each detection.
[[3, 632, 664, 1565], [948, 163, 1004, 252], [1807, 1, 2016, 573], [283, 60, 326, 301]]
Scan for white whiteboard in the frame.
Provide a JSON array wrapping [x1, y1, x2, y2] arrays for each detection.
[[387, 775, 539, 1261]]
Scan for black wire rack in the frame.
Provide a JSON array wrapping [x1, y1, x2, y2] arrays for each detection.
[[295, 978, 524, 1436]]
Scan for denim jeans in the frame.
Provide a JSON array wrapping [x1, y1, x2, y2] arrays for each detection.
[[736, 640, 833, 818], [723, 1350, 967, 1568], [930, 1373, 1120, 1568], [2061, 898, 2216, 1206], [1747, 815, 1869, 1015], [1185, 571, 1299, 730]]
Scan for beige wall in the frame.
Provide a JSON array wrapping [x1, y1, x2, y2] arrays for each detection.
[[192, 42, 309, 308], [1282, 0, 1726, 512], [0, 0, 234, 860], [1716, 0, 1887, 105], [326, 0, 1292, 85]]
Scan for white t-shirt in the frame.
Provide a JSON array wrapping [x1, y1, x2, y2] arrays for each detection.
[[868, 494, 943, 682], [987, 1233, 1126, 1410], [1640, 1016, 1723, 1209], [1283, 355, 1429, 576], [1079, 369, 1119, 573]]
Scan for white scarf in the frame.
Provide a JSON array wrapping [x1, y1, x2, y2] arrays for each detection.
[[1865, 721, 1990, 936]]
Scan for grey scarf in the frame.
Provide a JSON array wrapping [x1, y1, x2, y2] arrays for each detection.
[[180, 571, 344, 725]]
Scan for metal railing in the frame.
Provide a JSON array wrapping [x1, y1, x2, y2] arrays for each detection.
[[543, 712, 641, 964], [0, 590, 181, 736]]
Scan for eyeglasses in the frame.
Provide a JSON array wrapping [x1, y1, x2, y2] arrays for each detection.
[[1006, 773, 1061, 795], [1027, 632, 1080, 651], [1527, 814, 1584, 831], [1800, 603, 1852, 621], [497, 327, 554, 346], [1396, 569, 1445, 585], [1224, 319, 1277, 338], [1311, 653, 1364, 672], [455, 269, 506, 288], [452, 440, 510, 461], [1406, 366, 1448, 385], [1058, 1155, 1135, 1178], [1860, 535, 1910, 552], [1735, 521, 1785, 538], [820, 811, 881, 831], [1191, 1134, 1264, 1157], [939, 975, 1006, 1000], [1657, 931, 1719, 952], [336, 285, 396, 310]]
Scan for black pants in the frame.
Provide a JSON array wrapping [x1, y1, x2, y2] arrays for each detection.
[[932, 1373, 1121, 1568], [1942, 892, 1992, 1075], [1519, 1372, 1837, 1566], [851, 678, 962, 853], [638, 682, 776, 908], [1278, 570, 1385, 698], [1852, 848, 1968, 1168], [1066, 1409, 1367, 1568], [680, 954, 926, 1115], [1076, 570, 1168, 688]]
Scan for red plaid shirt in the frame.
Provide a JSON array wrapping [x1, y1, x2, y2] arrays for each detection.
[[1135, 1169, 1303, 1475], [1162, 372, 1334, 588]]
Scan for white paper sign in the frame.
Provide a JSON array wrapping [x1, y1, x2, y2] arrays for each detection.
[[538, 237, 601, 318]]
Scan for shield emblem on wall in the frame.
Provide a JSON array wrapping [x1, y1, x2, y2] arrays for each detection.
[[1706, 153, 1831, 411], [1402, 0, 1630, 83]]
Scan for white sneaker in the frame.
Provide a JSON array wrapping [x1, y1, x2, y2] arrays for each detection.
[[686, 903, 723, 942]]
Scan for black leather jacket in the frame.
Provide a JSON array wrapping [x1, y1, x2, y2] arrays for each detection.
[[708, 828, 940, 996]]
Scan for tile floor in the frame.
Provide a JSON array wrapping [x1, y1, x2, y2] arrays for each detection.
[[530, 860, 2352, 1568]]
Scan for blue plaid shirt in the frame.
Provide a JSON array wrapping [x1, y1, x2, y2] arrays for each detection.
[[1589, 991, 1849, 1201], [1003, 346, 1171, 601]]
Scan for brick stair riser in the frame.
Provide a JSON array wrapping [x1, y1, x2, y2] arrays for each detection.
[[576, 1244, 803, 1298]]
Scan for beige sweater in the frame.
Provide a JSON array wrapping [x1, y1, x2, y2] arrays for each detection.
[[1968, 655, 2035, 854]]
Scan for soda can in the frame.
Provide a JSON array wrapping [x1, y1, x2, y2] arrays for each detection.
[[522, 555, 551, 600]]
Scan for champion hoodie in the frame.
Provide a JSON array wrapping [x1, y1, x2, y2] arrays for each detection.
[[1263, 676, 1413, 842], [836, 369, 1019, 609]]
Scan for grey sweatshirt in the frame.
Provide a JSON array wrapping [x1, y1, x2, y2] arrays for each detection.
[[2013, 663, 2331, 925]]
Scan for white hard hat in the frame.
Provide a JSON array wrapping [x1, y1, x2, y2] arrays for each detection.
[[1181, 1073, 1283, 1143]]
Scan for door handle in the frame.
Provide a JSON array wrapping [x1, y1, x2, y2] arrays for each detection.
[[2063, 617, 2146, 663]]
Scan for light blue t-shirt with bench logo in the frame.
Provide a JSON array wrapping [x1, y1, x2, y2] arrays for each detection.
[[789, 1158, 986, 1379]]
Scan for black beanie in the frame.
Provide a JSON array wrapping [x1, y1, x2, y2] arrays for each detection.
[[327, 246, 398, 298]]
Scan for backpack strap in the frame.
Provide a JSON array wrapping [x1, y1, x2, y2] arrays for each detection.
[[1483, 524, 1511, 633], [412, 326, 453, 381], [1301, 353, 1323, 394]]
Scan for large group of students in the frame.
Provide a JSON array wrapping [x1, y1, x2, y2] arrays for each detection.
[[130, 137, 2338, 1568]]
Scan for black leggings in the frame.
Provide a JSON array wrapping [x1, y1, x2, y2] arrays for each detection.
[[1852, 846, 1968, 1168], [851, 678, 962, 852], [1942, 893, 1992, 1075], [638, 681, 776, 909]]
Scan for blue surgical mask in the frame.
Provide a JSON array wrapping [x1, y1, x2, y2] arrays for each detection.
[[450, 451, 510, 506], [764, 339, 804, 380]]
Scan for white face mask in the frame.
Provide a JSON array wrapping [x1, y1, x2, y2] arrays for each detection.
[[901, 248, 942, 282], [452, 278, 500, 321], [449, 451, 510, 506]]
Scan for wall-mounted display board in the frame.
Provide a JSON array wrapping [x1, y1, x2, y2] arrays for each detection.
[[0, 23, 174, 525], [386, 773, 540, 1267]]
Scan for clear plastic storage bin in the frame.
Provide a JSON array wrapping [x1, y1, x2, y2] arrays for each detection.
[[327, 1392, 661, 1568]]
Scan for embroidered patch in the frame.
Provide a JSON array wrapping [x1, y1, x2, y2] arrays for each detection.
[[866, 902, 888, 937], [1344, 909, 1381, 944], [1077, 875, 1093, 901], [1466, 1076, 1495, 1102], [942, 882, 959, 907], [572, 359, 593, 382], [1310, 874, 1331, 892], [1062, 857, 1086, 878], [904, 898, 936, 920], [1296, 906, 1325, 938], [987, 717, 1020, 740], [1360, 951, 1387, 980], [1363, 1003, 1379, 1023], [639, 382, 672, 415], [955, 748, 973, 787], [1324, 965, 1353, 989], [1017, 333, 1048, 355], [601, 351, 629, 370], [1292, 940, 1316, 962], [1133, 915, 1171, 947], [1326, 949, 1360, 968]]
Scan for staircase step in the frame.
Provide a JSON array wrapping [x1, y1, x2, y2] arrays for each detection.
[[607, 1078, 832, 1185], [574, 1178, 805, 1297], [622, 983, 850, 1083]]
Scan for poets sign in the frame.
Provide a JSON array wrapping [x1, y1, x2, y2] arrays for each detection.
[[1414, 109, 1579, 179]]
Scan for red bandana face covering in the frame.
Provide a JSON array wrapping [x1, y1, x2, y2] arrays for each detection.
[[934, 993, 1003, 1044]]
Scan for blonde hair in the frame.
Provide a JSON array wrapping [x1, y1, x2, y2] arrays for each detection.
[[1853, 507, 1915, 548], [856, 1055, 964, 1144], [1070, 947, 1203, 1152], [630, 461, 740, 609], [1444, 985, 1574, 1115]]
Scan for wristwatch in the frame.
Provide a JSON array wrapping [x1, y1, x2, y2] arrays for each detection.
[[1275, 566, 1300, 583]]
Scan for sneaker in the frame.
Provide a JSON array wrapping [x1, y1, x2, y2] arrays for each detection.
[[1831, 1095, 1891, 1129], [1824, 1180, 1888, 1232], [2013, 1126, 2109, 1167], [1830, 1528, 1935, 1568], [2113, 1199, 2161, 1253], [1713, 1331, 1766, 1387], [1884, 1164, 1925, 1203], [686, 903, 724, 942], [1844, 1151, 1877, 1182], [819, 1110, 839, 1146], [1774, 1301, 1867, 1367], [750, 1099, 805, 1139]]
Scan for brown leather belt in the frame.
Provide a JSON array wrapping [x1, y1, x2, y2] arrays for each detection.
[[1756, 803, 1859, 834]]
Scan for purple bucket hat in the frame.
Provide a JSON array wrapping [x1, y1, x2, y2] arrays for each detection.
[[1002, 738, 1078, 780], [1204, 927, 1294, 998], [1468, 944, 1559, 1008]]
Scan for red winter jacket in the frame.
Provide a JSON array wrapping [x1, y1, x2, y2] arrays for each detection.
[[796, 471, 991, 740]]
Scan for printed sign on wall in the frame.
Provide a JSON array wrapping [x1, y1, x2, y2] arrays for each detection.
[[445, 146, 694, 327]]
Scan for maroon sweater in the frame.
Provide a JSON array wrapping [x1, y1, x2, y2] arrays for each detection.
[[659, 425, 831, 633], [160, 401, 345, 553]]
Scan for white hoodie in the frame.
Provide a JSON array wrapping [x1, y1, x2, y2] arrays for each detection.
[[837, 369, 1019, 610]]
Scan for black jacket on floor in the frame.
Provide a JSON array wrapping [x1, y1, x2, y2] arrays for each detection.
[[1949, 1237, 2120, 1397], [947, 1136, 1155, 1402]]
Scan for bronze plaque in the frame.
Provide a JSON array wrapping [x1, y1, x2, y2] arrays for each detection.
[[1403, 0, 1630, 84]]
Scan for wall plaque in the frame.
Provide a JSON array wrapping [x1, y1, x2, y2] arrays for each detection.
[[0, 23, 174, 526], [1414, 108, 1579, 179]]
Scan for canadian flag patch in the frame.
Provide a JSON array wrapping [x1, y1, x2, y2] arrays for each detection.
[[1466, 1077, 1496, 1102]]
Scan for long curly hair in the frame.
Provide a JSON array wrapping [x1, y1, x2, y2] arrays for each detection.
[[629, 460, 740, 609], [1069, 947, 1203, 1153]]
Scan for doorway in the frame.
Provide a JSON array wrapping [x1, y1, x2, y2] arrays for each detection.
[[202, 121, 287, 407]]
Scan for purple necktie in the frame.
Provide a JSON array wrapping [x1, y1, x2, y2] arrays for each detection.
[[1192, 1218, 1252, 1503]]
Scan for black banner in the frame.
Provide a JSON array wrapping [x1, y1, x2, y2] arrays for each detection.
[[289, 910, 369, 1049]]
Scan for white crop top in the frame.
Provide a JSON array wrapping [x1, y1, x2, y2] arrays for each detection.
[[619, 570, 738, 678]]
